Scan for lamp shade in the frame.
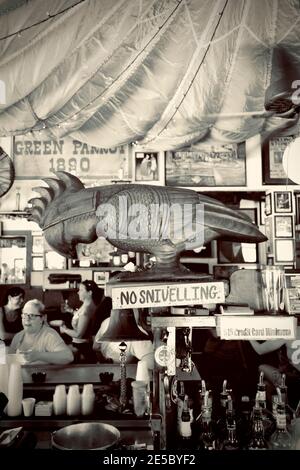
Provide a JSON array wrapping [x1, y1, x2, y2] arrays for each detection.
[[282, 137, 300, 184], [97, 309, 150, 342]]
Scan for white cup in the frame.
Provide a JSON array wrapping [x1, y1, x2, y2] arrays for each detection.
[[22, 397, 36, 417], [131, 381, 149, 417], [136, 360, 150, 384]]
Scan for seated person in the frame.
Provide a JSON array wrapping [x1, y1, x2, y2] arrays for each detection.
[[93, 309, 154, 370], [90, 292, 112, 338], [195, 328, 259, 400], [249, 324, 300, 408], [60, 280, 100, 362], [0, 287, 25, 346], [10, 299, 73, 364]]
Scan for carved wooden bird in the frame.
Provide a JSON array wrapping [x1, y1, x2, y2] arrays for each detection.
[[28, 172, 266, 280]]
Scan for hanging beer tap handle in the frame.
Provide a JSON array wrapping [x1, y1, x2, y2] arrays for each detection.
[[161, 330, 169, 343], [163, 373, 172, 411]]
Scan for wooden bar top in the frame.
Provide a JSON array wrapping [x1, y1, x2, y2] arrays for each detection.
[[21, 363, 137, 385]]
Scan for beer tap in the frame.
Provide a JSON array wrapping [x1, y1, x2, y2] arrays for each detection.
[[180, 327, 193, 373]]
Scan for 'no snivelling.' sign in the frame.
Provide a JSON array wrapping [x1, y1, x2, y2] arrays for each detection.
[[111, 281, 225, 309]]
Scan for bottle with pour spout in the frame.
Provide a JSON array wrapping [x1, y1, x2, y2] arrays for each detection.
[[255, 371, 275, 439], [269, 388, 293, 450], [248, 398, 268, 449], [197, 390, 216, 450]]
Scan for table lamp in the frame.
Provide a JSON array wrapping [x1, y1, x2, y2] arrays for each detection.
[[96, 308, 150, 412]]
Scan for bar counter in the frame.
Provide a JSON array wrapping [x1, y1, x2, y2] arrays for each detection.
[[0, 363, 153, 449], [21, 363, 137, 385]]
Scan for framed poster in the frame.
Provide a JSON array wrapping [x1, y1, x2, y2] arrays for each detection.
[[93, 271, 107, 286], [296, 194, 300, 225], [0, 230, 32, 285], [274, 191, 292, 213], [165, 142, 246, 187], [76, 238, 114, 264], [32, 256, 44, 271], [265, 216, 274, 255], [260, 201, 266, 225], [217, 208, 259, 264], [275, 239, 295, 263], [284, 270, 300, 314], [134, 152, 159, 182], [274, 216, 294, 238], [32, 235, 44, 254], [265, 193, 272, 216], [262, 135, 297, 185]]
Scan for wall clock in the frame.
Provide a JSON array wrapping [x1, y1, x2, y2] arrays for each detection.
[[0, 147, 15, 197]]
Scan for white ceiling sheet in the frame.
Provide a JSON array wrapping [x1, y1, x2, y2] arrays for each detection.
[[0, 0, 299, 150]]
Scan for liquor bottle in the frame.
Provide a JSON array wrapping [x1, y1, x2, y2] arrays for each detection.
[[220, 380, 229, 409], [279, 373, 293, 426], [279, 374, 287, 404], [178, 394, 193, 449], [255, 372, 275, 439], [176, 381, 185, 433], [247, 399, 268, 449], [216, 379, 230, 444], [238, 395, 252, 449], [199, 379, 207, 407], [290, 398, 300, 450], [221, 395, 239, 450], [269, 395, 293, 450], [197, 391, 216, 450], [256, 371, 266, 407]]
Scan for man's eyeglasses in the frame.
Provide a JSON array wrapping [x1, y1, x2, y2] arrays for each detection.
[[21, 313, 42, 320]]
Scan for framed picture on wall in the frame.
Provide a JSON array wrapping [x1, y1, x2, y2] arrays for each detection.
[[93, 271, 107, 286], [32, 235, 44, 254], [296, 194, 300, 226], [260, 201, 266, 225], [265, 193, 272, 216], [284, 270, 300, 315], [165, 142, 246, 187], [134, 152, 159, 182], [274, 191, 292, 213], [262, 135, 297, 185], [32, 256, 44, 271], [265, 216, 274, 255], [274, 215, 294, 238], [275, 239, 295, 263]]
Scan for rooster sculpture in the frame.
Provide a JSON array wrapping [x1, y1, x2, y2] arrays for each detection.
[[28, 172, 266, 280]]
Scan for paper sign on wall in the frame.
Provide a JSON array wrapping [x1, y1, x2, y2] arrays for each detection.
[[13, 136, 129, 181], [217, 315, 297, 340], [111, 281, 225, 309]]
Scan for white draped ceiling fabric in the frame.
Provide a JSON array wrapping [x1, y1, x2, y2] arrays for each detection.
[[0, 0, 300, 150]]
